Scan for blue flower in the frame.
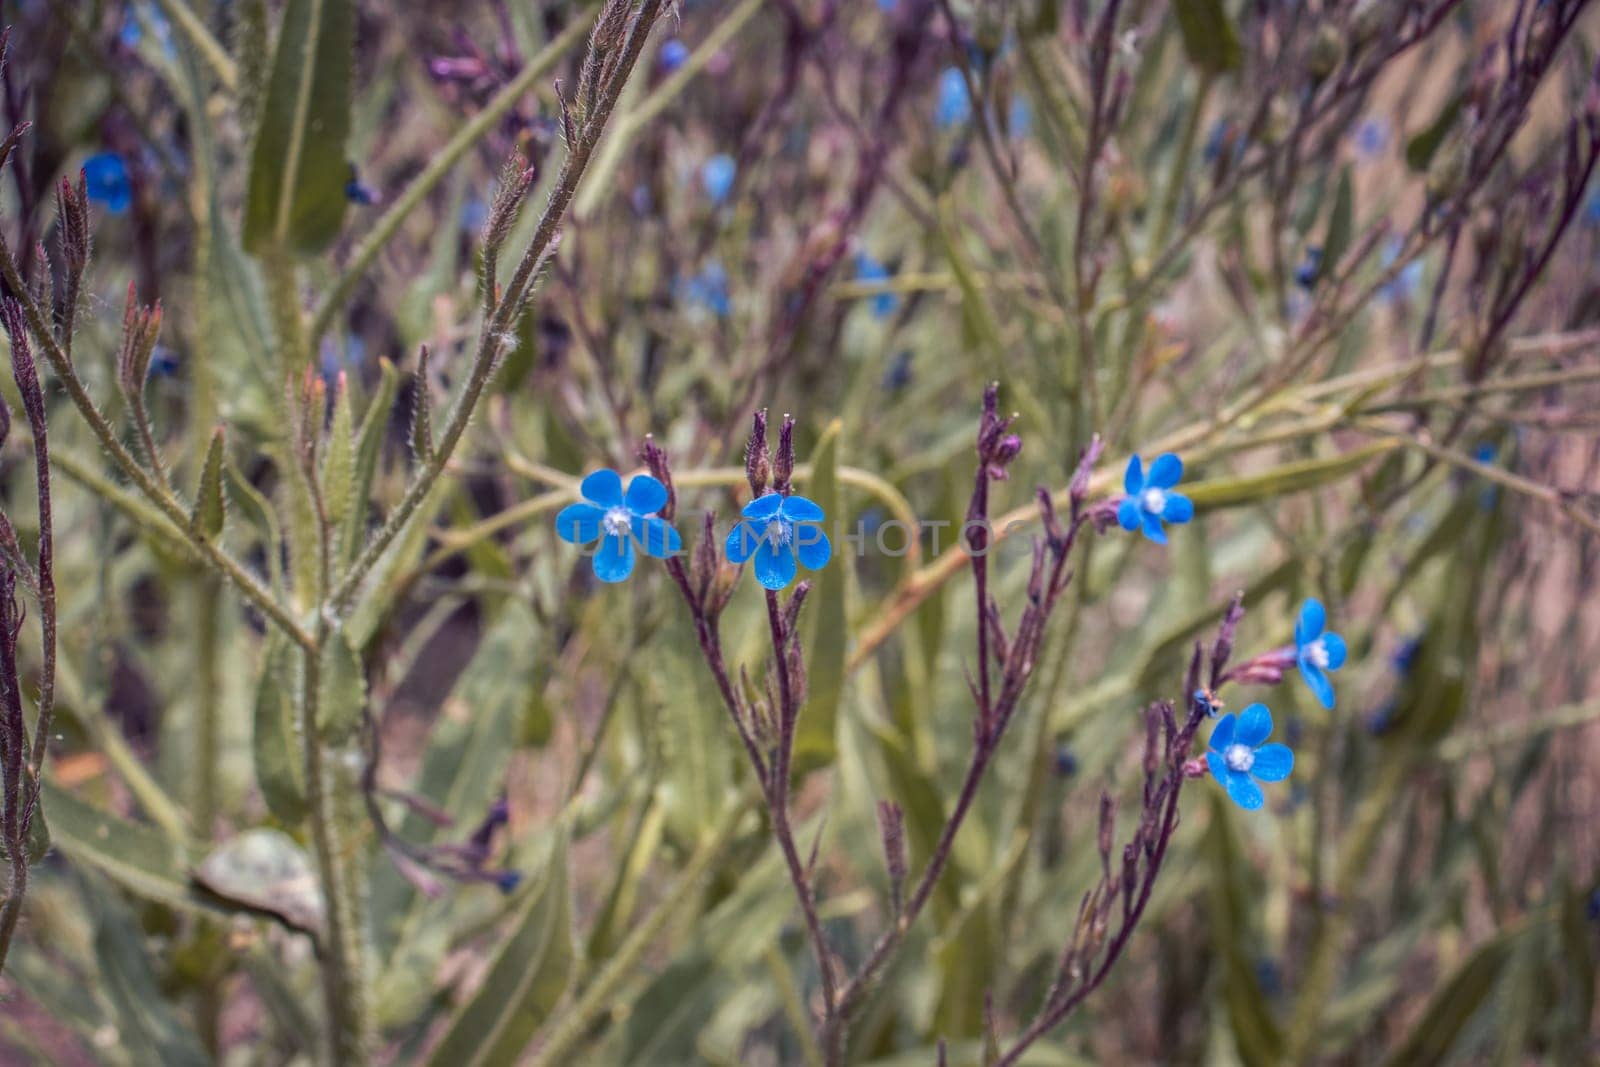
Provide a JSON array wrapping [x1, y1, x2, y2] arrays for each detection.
[[1295, 246, 1323, 290], [659, 38, 690, 73], [1206, 703, 1294, 811], [935, 67, 971, 128], [555, 469, 682, 583], [1116, 453, 1193, 544], [854, 252, 899, 318], [1377, 238, 1423, 303], [1294, 598, 1346, 709], [701, 153, 737, 205], [725, 492, 831, 590], [1353, 117, 1388, 158], [680, 260, 731, 318], [82, 153, 132, 214], [1008, 97, 1032, 140]]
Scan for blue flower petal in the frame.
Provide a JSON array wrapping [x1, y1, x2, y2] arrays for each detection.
[[1206, 750, 1228, 786], [1236, 703, 1273, 747], [1300, 662, 1335, 710], [1250, 744, 1294, 782], [1147, 453, 1184, 489], [781, 495, 825, 522], [795, 525, 831, 570], [1141, 511, 1168, 544], [1322, 632, 1347, 670], [631, 515, 682, 558], [1224, 770, 1265, 810], [625, 474, 668, 515], [753, 541, 797, 590], [593, 532, 635, 582], [1124, 455, 1143, 495], [742, 493, 784, 520], [556, 502, 605, 544], [1163, 493, 1194, 524], [1117, 497, 1141, 531], [726, 521, 763, 564], [1209, 712, 1237, 752], [1296, 598, 1326, 645], [581, 469, 624, 507]]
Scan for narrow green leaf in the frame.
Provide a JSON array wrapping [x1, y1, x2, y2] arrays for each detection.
[[226, 458, 287, 594], [242, 0, 356, 253], [425, 834, 576, 1067], [39, 782, 225, 919], [340, 356, 399, 569], [796, 419, 845, 769], [88, 882, 212, 1067], [0, 801, 49, 864], [252, 636, 307, 823], [193, 829, 324, 937], [1173, 0, 1243, 75], [191, 426, 228, 538], [316, 627, 366, 745], [1405, 91, 1464, 172], [323, 372, 355, 529], [1378, 928, 1516, 1067], [410, 346, 435, 465], [1184, 443, 1395, 511], [1323, 167, 1354, 275]]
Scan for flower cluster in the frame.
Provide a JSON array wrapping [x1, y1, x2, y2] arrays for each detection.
[[554, 430, 1358, 814]]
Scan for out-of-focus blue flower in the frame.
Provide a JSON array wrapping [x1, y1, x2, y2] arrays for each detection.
[[1587, 888, 1600, 921], [147, 345, 180, 379], [1203, 118, 1247, 168], [1354, 117, 1388, 158], [1053, 742, 1078, 777], [882, 350, 914, 391], [1255, 957, 1284, 997], [1206, 703, 1294, 811], [701, 153, 737, 205], [1378, 239, 1423, 303], [1295, 246, 1323, 290], [1392, 635, 1422, 675], [680, 260, 731, 318], [1294, 598, 1346, 710], [1471, 442, 1501, 509], [1117, 453, 1193, 544], [120, 3, 174, 55], [660, 38, 690, 73], [496, 870, 523, 894], [1008, 97, 1032, 139], [854, 252, 899, 318], [1367, 700, 1396, 736], [1585, 182, 1600, 227], [460, 196, 488, 232], [726, 492, 831, 590], [935, 67, 971, 129], [82, 153, 132, 214], [556, 469, 682, 583], [346, 178, 380, 205]]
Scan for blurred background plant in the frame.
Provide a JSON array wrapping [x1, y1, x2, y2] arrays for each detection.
[[0, 0, 1597, 1063]]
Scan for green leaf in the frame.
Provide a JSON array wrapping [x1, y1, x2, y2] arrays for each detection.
[[252, 636, 307, 823], [340, 356, 399, 569], [227, 458, 287, 594], [796, 419, 845, 769], [1185, 443, 1395, 511], [323, 371, 355, 529], [1173, 0, 1243, 75], [191, 426, 228, 538], [1378, 927, 1516, 1067], [1323, 167, 1354, 275], [410, 346, 435, 465], [39, 782, 227, 920], [1405, 91, 1464, 173], [316, 627, 366, 744], [425, 834, 576, 1067], [88, 881, 212, 1067], [242, 0, 356, 253], [0, 800, 49, 865]]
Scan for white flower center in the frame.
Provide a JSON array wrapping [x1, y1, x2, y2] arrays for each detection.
[[1224, 743, 1255, 773], [1304, 638, 1329, 669], [766, 518, 792, 547], [1141, 487, 1167, 515], [603, 506, 632, 537]]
